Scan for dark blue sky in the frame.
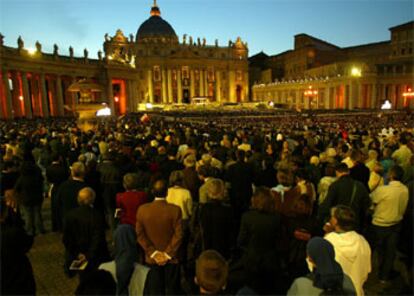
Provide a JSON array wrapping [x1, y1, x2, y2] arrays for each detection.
[[1, 0, 412, 58]]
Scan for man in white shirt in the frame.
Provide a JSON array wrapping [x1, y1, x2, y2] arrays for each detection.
[[369, 165, 409, 282], [324, 205, 371, 296]]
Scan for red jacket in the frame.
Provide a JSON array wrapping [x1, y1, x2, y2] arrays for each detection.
[[116, 190, 147, 226]]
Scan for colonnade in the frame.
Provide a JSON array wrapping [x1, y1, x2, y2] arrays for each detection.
[[0, 70, 81, 119], [253, 80, 413, 110]]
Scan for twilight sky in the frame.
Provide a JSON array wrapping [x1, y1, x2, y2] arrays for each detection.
[[0, 0, 412, 58]]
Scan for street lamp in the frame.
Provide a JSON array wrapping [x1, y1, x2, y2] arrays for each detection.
[[351, 67, 362, 77], [304, 85, 318, 109], [402, 87, 414, 107]]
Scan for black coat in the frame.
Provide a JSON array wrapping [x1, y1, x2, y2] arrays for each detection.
[[62, 205, 109, 269], [318, 175, 370, 230], [56, 179, 87, 222], [1, 210, 35, 295], [225, 161, 254, 213], [350, 162, 370, 191], [200, 200, 234, 259], [14, 163, 44, 207], [46, 162, 70, 187], [237, 210, 282, 269], [236, 210, 283, 294]]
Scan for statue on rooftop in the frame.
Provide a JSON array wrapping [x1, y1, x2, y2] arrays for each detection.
[[17, 36, 24, 49], [189, 36, 193, 46], [129, 34, 134, 42], [53, 44, 59, 55], [202, 38, 206, 46], [35, 41, 42, 52], [183, 34, 187, 45], [69, 46, 74, 58], [98, 50, 102, 60], [105, 33, 110, 42], [197, 37, 201, 46], [215, 39, 218, 47], [84, 48, 88, 59], [0, 34, 4, 46]]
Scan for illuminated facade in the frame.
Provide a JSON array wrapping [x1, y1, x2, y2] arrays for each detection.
[[251, 21, 414, 110], [0, 2, 249, 119]]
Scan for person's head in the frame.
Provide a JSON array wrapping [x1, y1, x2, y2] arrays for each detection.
[[382, 147, 392, 159], [388, 165, 404, 182], [295, 168, 309, 183], [324, 163, 336, 177], [236, 149, 245, 162], [77, 187, 96, 206], [306, 237, 344, 292], [195, 250, 228, 294], [372, 162, 384, 175], [198, 165, 213, 181], [251, 187, 275, 214], [334, 163, 349, 177], [184, 155, 196, 168], [276, 168, 294, 186], [367, 149, 378, 161], [310, 155, 320, 166], [71, 161, 85, 179], [152, 179, 168, 198], [350, 149, 362, 163], [169, 170, 184, 187], [75, 270, 116, 296], [206, 178, 225, 201], [123, 173, 139, 191], [329, 205, 356, 232], [201, 154, 213, 166]]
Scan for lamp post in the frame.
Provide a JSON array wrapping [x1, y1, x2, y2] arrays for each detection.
[[304, 85, 318, 109], [402, 87, 414, 108]]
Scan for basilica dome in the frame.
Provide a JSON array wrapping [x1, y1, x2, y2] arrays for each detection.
[[136, 3, 178, 43]]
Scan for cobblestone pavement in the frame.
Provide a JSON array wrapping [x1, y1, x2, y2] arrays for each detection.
[[27, 198, 79, 296], [28, 198, 411, 295]]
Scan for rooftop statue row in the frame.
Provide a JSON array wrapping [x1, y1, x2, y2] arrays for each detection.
[[0, 34, 104, 61], [104, 29, 248, 49]]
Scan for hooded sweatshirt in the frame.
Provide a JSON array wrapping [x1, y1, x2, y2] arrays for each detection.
[[325, 231, 371, 296]]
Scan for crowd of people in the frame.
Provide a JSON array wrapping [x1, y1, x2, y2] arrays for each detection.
[[1, 110, 413, 295]]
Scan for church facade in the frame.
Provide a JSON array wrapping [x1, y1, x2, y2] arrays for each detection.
[[0, 2, 249, 119]]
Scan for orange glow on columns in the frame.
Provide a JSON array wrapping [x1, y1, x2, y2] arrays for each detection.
[[112, 79, 127, 114]]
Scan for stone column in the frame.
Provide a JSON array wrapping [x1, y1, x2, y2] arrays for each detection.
[[244, 72, 249, 102], [47, 76, 57, 116], [371, 83, 377, 109], [10, 72, 23, 117], [228, 70, 236, 102], [55, 75, 64, 116], [204, 70, 208, 97], [21, 72, 33, 118], [40, 73, 49, 117], [380, 84, 386, 102], [130, 80, 138, 110], [167, 69, 173, 103], [147, 69, 154, 103], [324, 87, 330, 109], [177, 70, 183, 103], [106, 75, 115, 113], [199, 69, 204, 97], [190, 70, 195, 98], [161, 68, 167, 103], [389, 84, 396, 109], [348, 81, 354, 110], [215, 70, 221, 103], [2, 70, 13, 119]]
